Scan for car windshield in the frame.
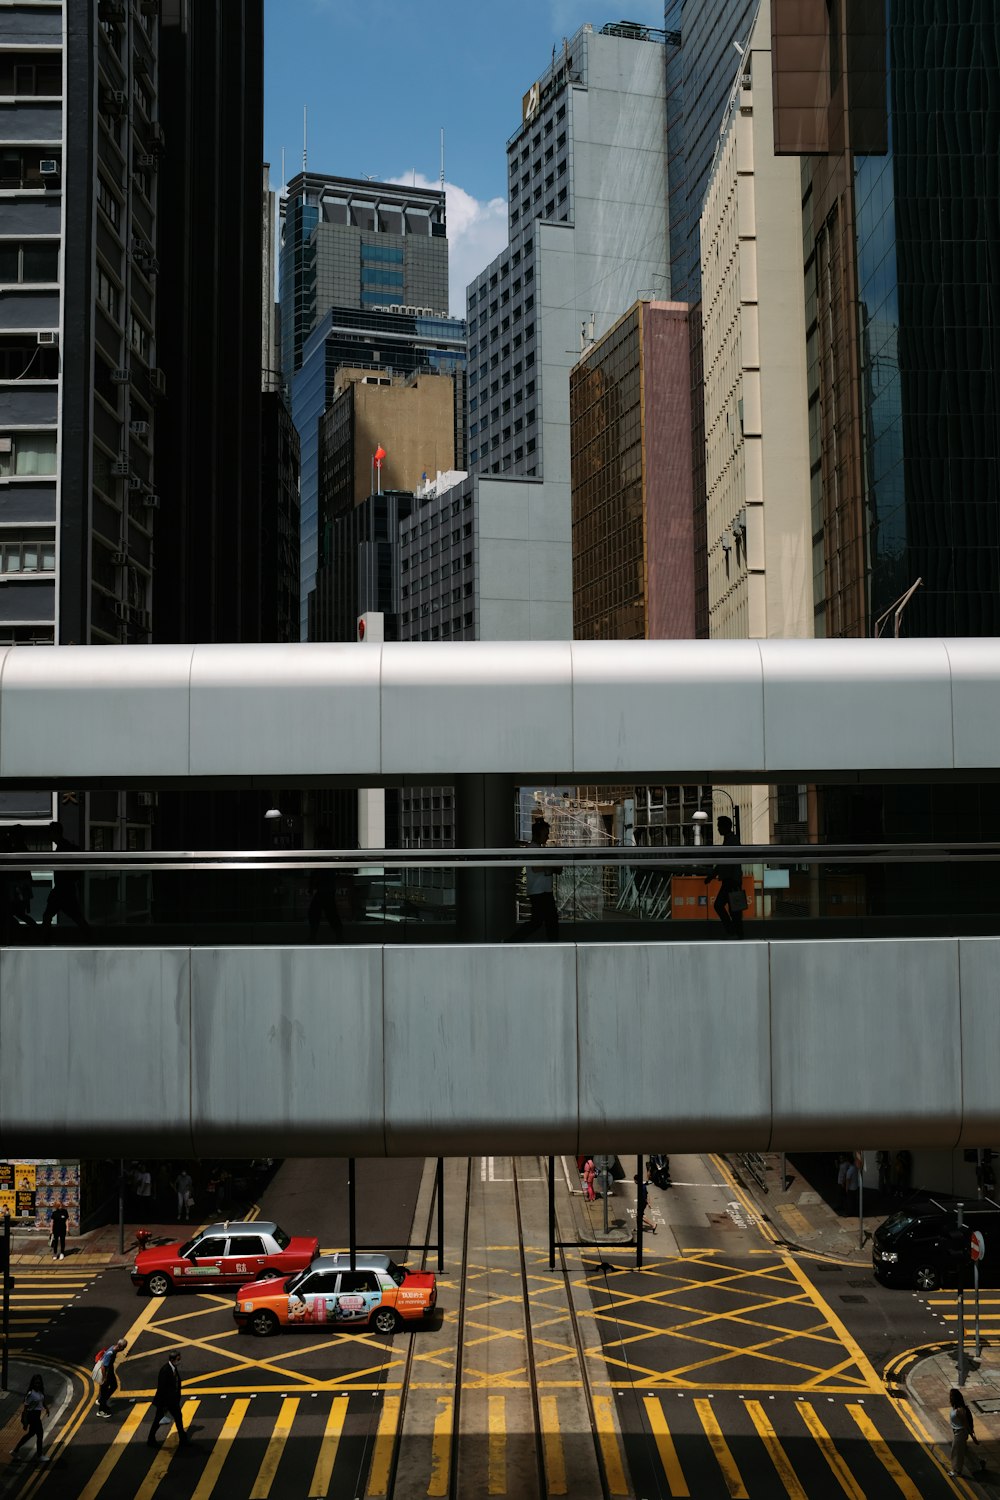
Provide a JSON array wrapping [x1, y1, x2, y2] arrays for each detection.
[[385, 1260, 405, 1287], [273, 1227, 290, 1250], [879, 1213, 918, 1240], [177, 1238, 198, 1257], [284, 1269, 306, 1294]]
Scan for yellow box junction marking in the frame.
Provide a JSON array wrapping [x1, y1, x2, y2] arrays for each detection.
[[76, 1401, 149, 1500], [189, 1396, 250, 1500], [847, 1403, 925, 1500]]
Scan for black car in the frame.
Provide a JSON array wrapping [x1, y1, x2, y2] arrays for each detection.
[[872, 1204, 1000, 1290]]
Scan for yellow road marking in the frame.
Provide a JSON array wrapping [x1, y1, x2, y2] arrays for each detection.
[[694, 1397, 748, 1497], [428, 1395, 453, 1497], [539, 1394, 567, 1495], [133, 1399, 201, 1500], [745, 1400, 808, 1499], [76, 1401, 148, 1500], [364, 1394, 400, 1498], [190, 1396, 250, 1499], [249, 1396, 298, 1498], [643, 1396, 689, 1497], [847, 1403, 925, 1499], [796, 1402, 866, 1499], [592, 1394, 630, 1496], [783, 1256, 885, 1393], [308, 1394, 348, 1498], [488, 1394, 506, 1494], [775, 1206, 813, 1240]]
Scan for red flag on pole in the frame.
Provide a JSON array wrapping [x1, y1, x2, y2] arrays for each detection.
[[374, 446, 386, 466]]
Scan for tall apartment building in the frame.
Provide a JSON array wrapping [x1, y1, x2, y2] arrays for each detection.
[[773, 0, 1000, 640], [278, 174, 460, 636], [0, 0, 268, 847], [405, 21, 669, 649], [570, 300, 696, 641]]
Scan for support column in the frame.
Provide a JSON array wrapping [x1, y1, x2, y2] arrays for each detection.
[[454, 774, 514, 943]]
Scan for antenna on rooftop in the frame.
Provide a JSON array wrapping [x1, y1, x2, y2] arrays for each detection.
[[302, 106, 307, 172]]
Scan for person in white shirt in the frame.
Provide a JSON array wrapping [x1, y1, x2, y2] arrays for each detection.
[[507, 819, 561, 941]]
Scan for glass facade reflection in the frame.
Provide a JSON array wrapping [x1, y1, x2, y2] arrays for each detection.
[[851, 3, 999, 634]]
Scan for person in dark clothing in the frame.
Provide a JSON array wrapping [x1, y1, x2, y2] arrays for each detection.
[[506, 818, 561, 941], [147, 1351, 189, 1447], [704, 815, 744, 937], [307, 825, 345, 942], [12, 1373, 49, 1462], [50, 1201, 68, 1260], [633, 1172, 657, 1233], [42, 821, 90, 933]]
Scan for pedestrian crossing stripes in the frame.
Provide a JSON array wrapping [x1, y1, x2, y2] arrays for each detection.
[[624, 1393, 959, 1498], [51, 1391, 627, 1499], [1, 1267, 100, 1353]]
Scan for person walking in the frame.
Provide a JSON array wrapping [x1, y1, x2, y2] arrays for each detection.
[[50, 1200, 68, 1260], [41, 821, 90, 933], [634, 1172, 657, 1234], [949, 1387, 987, 1476], [704, 815, 745, 937], [174, 1168, 193, 1222], [583, 1158, 597, 1202], [12, 1374, 49, 1462], [146, 1351, 189, 1447], [95, 1338, 127, 1417], [507, 819, 561, 941]]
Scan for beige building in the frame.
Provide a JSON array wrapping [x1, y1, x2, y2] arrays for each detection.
[[700, 0, 813, 840], [321, 369, 456, 516], [700, 0, 812, 642]]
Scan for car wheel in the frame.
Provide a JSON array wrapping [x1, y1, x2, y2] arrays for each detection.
[[146, 1271, 171, 1298], [914, 1264, 941, 1292], [250, 1308, 279, 1337], [373, 1307, 398, 1335]]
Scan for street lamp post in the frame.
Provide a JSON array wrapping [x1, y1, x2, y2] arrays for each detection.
[[713, 787, 741, 843]]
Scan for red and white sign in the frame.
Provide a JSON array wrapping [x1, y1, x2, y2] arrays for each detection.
[[971, 1229, 986, 1263]]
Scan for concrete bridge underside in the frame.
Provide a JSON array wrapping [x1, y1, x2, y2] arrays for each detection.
[[1, 937, 993, 1158]]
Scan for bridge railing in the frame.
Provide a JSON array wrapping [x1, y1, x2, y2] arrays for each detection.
[[3, 843, 997, 943]]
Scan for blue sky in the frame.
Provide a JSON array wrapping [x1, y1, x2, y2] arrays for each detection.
[[265, 0, 667, 313]]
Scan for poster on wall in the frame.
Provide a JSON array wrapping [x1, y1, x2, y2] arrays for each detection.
[[1, 1161, 78, 1230]]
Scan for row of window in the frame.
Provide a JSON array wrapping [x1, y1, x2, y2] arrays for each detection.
[[515, 103, 567, 166], [469, 437, 536, 465], [511, 188, 568, 227], [469, 267, 533, 331], [0, 535, 55, 574], [0, 340, 58, 382], [402, 610, 475, 633], [0, 54, 61, 97], [473, 295, 535, 352], [403, 579, 474, 602], [361, 243, 404, 264], [401, 794, 454, 810], [0, 148, 61, 190], [360, 267, 403, 286], [469, 339, 535, 387], [510, 141, 567, 198], [468, 239, 534, 306]]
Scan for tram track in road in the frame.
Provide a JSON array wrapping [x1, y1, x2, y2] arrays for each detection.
[[386, 1155, 617, 1499]]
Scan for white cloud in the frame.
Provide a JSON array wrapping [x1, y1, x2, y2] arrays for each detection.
[[388, 172, 508, 318]]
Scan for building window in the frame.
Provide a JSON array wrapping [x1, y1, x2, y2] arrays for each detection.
[[0, 241, 58, 283], [0, 54, 61, 96], [0, 531, 55, 573], [97, 266, 121, 320], [0, 431, 57, 477]]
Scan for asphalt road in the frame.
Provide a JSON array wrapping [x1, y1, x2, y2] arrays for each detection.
[[1, 1155, 983, 1499]]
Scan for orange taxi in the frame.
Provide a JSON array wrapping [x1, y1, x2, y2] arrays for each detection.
[[234, 1252, 437, 1336]]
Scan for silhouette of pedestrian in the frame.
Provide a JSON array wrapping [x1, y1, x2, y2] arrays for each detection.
[[12, 1373, 49, 1462], [50, 1200, 68, 1260], [147, 1351, 190, 1447], [949, 1387, 987, 1476], [507, 819, 561, 941], [42, 821, 90, 933], [704, 815, 744, 937], [307, 825, 344, 943]]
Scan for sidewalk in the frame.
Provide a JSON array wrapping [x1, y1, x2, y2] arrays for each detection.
[[0, 1358, 78, 1488], [7, 1206, 253, 1269], [730, 1152, 1000, 1493]]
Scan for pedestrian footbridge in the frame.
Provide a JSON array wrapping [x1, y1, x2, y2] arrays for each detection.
[[0, 639, 997, 1157]]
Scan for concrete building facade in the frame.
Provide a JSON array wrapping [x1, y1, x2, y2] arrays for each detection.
[[699, 2, 812, 645], [570, 299, 696, 642], [457, 21, 670, 643]]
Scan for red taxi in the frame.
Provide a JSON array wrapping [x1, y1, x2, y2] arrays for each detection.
[[131, 1220, 318, 1297], [234, 1253, 437, 1336]]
